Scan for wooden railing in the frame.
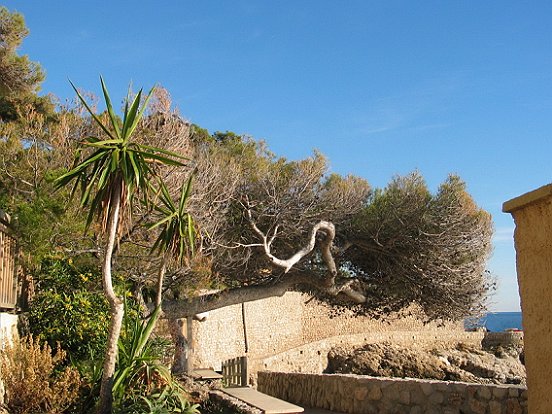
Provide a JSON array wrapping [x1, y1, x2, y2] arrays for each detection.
[[0, 221, 18, 309], [222, 356, 248, 387]]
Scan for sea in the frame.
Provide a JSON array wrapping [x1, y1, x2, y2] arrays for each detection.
[[464, 312, 523, 332]]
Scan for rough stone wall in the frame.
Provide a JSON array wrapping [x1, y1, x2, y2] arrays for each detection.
[[190, 293, 303, 371], [184, 291, 470, 375], [504, 184, 552, 414], [482, 332, 524, 353], [257, 331, 485, 377], [258, 371, 528, 414]]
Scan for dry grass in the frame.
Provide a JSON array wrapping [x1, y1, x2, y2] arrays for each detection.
[[0, 335, 81, 414]]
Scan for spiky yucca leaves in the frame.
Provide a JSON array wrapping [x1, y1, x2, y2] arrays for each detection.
[[149, 176, 196, 266], [55, 77, 185, 232]]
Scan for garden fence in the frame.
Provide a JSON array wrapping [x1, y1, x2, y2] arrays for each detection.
[[222, 356, 248, 387]]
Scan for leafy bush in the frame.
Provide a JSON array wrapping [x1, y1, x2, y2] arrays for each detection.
[[28, 257, 110, 361], [0, 335, 81, 414]]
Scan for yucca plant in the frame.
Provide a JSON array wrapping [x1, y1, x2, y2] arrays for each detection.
[[112, 304, 198, 414], [113, 305, 167, 403], [119, 388, 199, 414], [149, 176, 196, 307], [55, 77, 186, 414]]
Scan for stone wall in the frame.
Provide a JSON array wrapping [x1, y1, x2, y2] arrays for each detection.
[[257, 371, 527, 414], [504, 183, 552, 414], [170, 291, 476, 378], [482, 332, 523, 353], [257, 331, 485, 377]]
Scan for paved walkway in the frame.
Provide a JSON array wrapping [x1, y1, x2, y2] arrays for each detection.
[[223, 387, 304, 413]]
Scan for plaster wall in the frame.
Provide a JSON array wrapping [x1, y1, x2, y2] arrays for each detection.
[[0, 313, 18, 345], [504, 184, 552, 414]]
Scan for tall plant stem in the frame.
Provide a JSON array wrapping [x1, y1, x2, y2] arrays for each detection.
[[98, 182, 124, 414], [155, 260, 167, 308]]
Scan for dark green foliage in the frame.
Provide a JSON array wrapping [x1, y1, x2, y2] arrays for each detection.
[[346, 172, 493, 319], [12, 191, 83, 261], [212, 131, 242, 144], [0, 7, 53, 122], [28, 257, 110, 361]]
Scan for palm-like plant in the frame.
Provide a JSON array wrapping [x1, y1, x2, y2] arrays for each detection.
[[55, 77, 186, 414], [149, 177, 196, 307]]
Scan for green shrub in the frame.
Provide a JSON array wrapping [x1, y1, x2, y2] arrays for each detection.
[[28, 257, 110, 361]]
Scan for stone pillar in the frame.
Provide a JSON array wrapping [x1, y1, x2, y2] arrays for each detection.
[[503, 184, 552, 414], [169, 318, 190, 374]]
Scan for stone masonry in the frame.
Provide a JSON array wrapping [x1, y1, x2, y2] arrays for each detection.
[[168, 291, 484, 379], [258, 371, 528, 414]]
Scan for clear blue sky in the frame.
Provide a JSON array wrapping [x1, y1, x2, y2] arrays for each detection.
[[5, 1, 552, 311]]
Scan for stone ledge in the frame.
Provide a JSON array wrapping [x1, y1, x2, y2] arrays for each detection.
[[503, 183, 552, 213]]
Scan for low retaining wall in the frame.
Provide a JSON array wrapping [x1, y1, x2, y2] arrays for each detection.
[[257, 371, 527, 414]]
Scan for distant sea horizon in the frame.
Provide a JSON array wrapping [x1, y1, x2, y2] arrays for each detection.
[[465, 311, 523, 332]]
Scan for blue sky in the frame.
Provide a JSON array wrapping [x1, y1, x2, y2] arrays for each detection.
[[5, 1, 552, 311]]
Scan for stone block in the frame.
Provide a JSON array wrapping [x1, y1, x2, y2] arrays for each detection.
[[398, 390, 410, 405], [465, 385, 478, 398], [382, 381, 402, 402], [477, 386, 492, 400], [355, 386, 368, 401], [366, 386, 382, 401], [508, 387, 519, 398], [451, 382, 467, 394], [436, 382, 451, 392], [489, 400, 503, 414], [410, 386, 428, 406], [428, 392, 444, 405], [468, 398, 487, 414], [505, 398, 522, 414], [420, 382, 434, 396], [492, 386, 508, 399], [447, 392, 462, 407], [409, 406, 423, 414]]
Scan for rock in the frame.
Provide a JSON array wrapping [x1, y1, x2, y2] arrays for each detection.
[[489, 400, 503, 414], [366, 386, 382, 400], [477, 386, 492, 400], [354, 386, 368, 400], [469, 398, 487, 414], [326, 341, 526, 386], [493, 386, 508, 399]]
